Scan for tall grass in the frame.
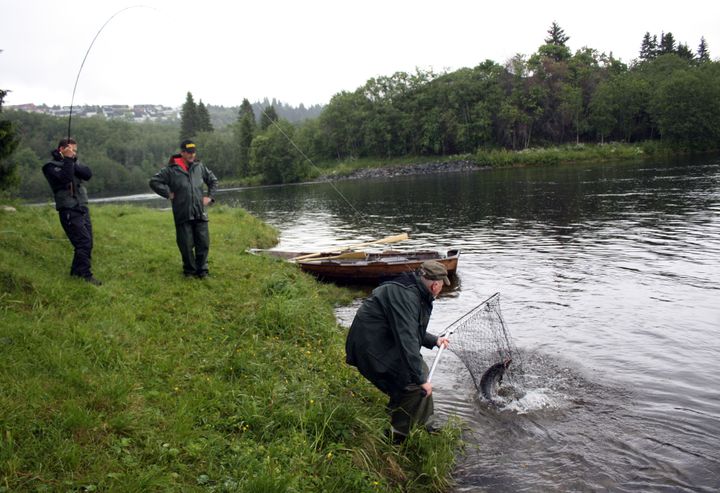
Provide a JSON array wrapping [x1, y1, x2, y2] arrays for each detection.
[[474, 142, 650, 167], [0, 205, 459, 492]]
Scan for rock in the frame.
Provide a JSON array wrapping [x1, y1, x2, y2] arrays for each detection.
[[2, 205, 17, 212]]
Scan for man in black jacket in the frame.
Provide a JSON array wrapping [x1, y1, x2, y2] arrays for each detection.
[[42, 138, 101, 285], [346, 260, 450, 442]]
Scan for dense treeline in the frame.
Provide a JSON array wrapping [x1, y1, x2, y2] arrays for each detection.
[[2, 23, 719, 196], [309, 24, 719, 158], [192, 23, 720, 185], [3, 111, 178, 198]]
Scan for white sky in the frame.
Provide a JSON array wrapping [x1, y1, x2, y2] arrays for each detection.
[[2, 0, 718, 108]]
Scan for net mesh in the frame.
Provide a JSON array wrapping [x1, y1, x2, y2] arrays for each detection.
[[442, 293, 522, 393]]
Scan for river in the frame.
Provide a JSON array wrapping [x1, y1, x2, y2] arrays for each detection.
[[124, 157, 720, 491]]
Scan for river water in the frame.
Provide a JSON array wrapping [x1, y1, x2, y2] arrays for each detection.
[[128, 157, 720, 491]]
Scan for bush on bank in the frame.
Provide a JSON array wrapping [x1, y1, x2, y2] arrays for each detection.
[[0, 205, 459, 492]]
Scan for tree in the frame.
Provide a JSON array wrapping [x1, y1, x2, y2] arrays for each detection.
[[659, 32, 676, 55], [545, 21, 569, 46], [588, 81, 616, 143], [259, 105, 278, 131], [559, 85, 583, 144], [639, 32, 657, 61], [650, 69, 720, 149], [535, 23, 571, 63], [180, 91, 198, 141], [0, 118, 20, 190], [250, 120, 306, 184], [196, 100, 214, 133], [235, 99, 256, 176], [697, 37, 710, 63], [676, 43, 695, 62], [238, 98, 256, 124], [0, 77, 20, 190]]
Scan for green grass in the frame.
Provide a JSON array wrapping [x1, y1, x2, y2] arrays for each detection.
[[0, 205, 460, 492], [474, 142, 654, 167]]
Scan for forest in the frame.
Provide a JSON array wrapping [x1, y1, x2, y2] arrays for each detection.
[[1, 23, 719, 198]]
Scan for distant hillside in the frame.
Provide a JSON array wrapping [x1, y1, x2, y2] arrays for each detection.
[[6, 99, 325, 129], [207, 98, 324, 128]]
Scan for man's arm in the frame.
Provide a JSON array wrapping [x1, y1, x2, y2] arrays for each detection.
[[203, 165, 218, 202], [73, 161, 92, 181], [42, 159, 75, 189], [149, 168, 171, 199]]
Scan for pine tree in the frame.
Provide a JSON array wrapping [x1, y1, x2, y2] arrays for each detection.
[[676, 43, 695, 61], [180, 91, 198, 141], [196, 100, 214, 132], [260, 105, 279, 131], [238, 98, 256, 124], [545, 21, 569, 46], [235, 98, 256, 176], [659, 32, 676, 54], [697, 37, 710, 63], [639, 32, 657, 61]]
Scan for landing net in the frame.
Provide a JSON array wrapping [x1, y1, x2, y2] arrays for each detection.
[[436, 293, 522, 393]]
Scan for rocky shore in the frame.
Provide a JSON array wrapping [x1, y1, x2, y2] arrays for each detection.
[[326, 159, 484, 181]]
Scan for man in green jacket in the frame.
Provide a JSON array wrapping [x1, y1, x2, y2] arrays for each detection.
[[346, 260, 450, 442], [149, 140, 218, 278]]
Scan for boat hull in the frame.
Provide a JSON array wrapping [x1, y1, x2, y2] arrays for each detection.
[[251, 249, 460, 284]]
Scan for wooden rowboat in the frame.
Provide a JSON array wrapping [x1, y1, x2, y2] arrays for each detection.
[[249, 249, 460, 285]]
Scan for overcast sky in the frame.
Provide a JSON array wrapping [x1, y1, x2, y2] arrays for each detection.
[[2, 0, 718, 108]]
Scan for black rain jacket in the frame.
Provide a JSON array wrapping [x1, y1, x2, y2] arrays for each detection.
[[42, 150, 92, 210]]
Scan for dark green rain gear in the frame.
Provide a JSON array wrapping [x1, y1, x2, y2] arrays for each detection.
[[346, 272, 439, 437], [149, 155, 218, 276]]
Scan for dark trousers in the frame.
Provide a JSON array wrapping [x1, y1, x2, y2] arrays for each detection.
[[59, 207, 94, 278], [175, 220, 209, 275], [387, 361, 434, 437]]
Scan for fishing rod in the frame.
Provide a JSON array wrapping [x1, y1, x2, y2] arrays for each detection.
[[67, 5, 152, 140]]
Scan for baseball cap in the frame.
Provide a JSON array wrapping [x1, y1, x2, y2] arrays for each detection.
[[419, 260, 450, 286]]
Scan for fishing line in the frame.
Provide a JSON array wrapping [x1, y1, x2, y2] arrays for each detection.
[[256, 105, 373, 228], [67, 5, 154, 139]]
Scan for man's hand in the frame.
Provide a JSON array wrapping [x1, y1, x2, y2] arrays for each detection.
[[202, 196, 212, 206], [420, 382, 433, 397], [437, 336, 450, 349], [169, 192, 175, 200]]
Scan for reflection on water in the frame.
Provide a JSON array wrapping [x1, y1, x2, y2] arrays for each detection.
[[123, 157, 720, 491]]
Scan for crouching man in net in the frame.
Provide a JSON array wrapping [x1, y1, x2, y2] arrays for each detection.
[[345, 260, 450, 443]]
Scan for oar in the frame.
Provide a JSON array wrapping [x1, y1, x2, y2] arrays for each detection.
[[300, 251, 368, 262], [291, 233, 409, 262]]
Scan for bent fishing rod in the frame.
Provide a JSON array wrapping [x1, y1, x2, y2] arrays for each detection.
[[66, 5, 152, 140]]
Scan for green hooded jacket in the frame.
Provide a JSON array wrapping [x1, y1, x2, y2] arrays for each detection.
[[345, 272, 439, 395], [149, 155, 218, 225]]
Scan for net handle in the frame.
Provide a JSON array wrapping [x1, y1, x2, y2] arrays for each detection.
[[427, 344, 446, 382], [427, 292, 500, 383]]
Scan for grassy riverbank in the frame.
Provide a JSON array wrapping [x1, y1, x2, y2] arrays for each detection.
[[298, 142, 665, 182], [0, 205, 459, 492]]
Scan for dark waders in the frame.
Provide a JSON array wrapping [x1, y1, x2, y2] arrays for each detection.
[[176, 219, 209, 276], [59, 206, 94, 278], [387, 361, 433, 440]]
